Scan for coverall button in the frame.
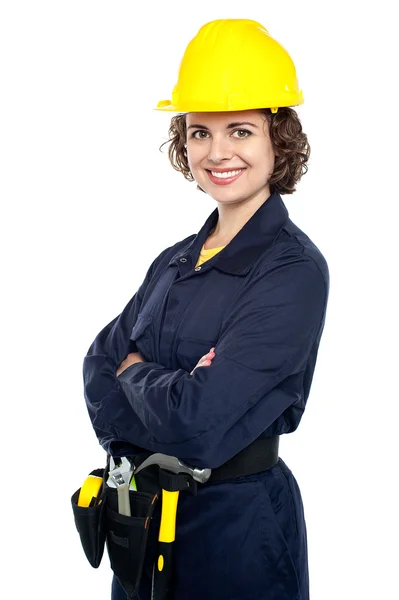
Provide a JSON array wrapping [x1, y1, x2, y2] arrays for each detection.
[[194, 266, 201, 271], [179, 258, 187, 263]]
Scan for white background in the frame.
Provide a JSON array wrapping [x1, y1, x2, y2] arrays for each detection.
[[1, 1, 398, 598]]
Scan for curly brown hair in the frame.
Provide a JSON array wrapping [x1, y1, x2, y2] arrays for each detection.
[[160, 108, 310, 195]]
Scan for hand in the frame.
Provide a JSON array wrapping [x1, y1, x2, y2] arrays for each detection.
[[116, 351, 146, 377], [190, 347, 215, 376]]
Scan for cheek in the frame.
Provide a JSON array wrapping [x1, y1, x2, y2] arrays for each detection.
[[186, 148, 197, 170], [255, 149, 276, 174], [186, 141, 210, 164], [187, 152, 205, 176]]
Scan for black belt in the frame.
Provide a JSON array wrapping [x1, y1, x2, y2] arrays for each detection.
[[125, 435, 280, 493], [206, 435, 280, 483]]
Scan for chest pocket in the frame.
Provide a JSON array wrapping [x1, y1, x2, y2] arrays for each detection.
[[130, 313, 154, 361], [129, 265, 178, 362], [130, 313, 153, 340], [176, 337, 217, 373]]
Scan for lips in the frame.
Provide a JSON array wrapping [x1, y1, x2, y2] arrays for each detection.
[[206, 168, 245, 186]]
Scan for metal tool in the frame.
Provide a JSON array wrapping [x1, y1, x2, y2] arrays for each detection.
[[133, 453, 212, 483], [108, 456, 135, 516]]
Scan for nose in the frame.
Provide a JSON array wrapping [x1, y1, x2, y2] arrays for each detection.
[[207, 135, 233, 163]]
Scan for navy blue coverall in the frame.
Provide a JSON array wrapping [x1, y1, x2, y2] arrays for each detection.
[[83, 191, 330, 600]]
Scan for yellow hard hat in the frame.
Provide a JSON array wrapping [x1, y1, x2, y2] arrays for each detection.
[[156, 19, 303, 113]]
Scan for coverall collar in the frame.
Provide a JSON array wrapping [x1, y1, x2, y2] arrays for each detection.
[[169, 191, 289, 275]]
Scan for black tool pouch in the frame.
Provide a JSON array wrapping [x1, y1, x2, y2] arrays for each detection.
[[71, 468, 107, 568], [105, 486, 160, 599]]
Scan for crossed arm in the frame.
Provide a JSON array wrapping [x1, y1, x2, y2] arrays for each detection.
[[85, 254, 327, 467], [116, 348, 216, 377]]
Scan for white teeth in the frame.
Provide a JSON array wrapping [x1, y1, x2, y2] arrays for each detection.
[[210, 169, 243, 179]]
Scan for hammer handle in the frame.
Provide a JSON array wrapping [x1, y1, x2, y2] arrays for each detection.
[[152, 542, 174, 600], [159, 490, 179, 542], [151, 489, 179, 600]]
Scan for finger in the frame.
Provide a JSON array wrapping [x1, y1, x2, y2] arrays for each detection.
[[191, 357, 212, 376], [199, 357, 211, 365]]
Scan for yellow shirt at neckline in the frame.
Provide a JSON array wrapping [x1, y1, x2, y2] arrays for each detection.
[[196, 243, 226, 267]]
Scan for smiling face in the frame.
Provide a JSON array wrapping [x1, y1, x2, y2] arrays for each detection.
[[185, 110, 276, 205]]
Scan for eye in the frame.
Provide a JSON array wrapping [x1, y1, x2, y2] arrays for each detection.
[[191, 130, 210, 139], [232, 129, 252, 139]]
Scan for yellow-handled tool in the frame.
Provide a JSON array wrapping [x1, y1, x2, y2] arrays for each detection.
[[133, 453, 212, 600], [77, 475, 103, 507], [152, 489, 180, 597]]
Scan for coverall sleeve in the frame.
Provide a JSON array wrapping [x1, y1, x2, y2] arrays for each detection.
[[83, 247, 172, 448], [89, 253, 328, 468]]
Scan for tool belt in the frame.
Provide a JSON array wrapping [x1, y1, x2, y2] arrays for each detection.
[[71, 435, 279, 599], [207, 436, 279, 482]]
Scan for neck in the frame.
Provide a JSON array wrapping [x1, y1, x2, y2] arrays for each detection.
[[210, 187, 272, 242]]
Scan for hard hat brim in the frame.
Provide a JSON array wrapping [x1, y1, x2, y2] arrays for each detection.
[[154, 95, 304, 113]]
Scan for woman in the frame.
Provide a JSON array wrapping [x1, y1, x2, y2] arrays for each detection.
[[83, 19, 329, 600]]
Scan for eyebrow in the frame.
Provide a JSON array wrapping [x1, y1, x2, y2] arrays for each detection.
[[186, 121, 258, 130]]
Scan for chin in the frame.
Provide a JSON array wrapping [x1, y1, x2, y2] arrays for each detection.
[[211, 193, 246, 204]]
